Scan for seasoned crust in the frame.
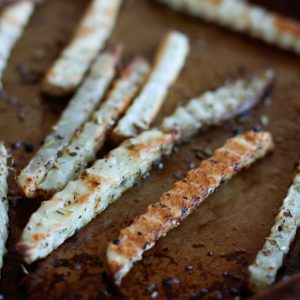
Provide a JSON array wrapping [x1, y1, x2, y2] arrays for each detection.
[[107, 131, 274, 285], [249, 160, 300, 292]]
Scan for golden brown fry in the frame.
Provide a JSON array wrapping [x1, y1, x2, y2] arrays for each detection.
[[107, 131, 274, 285]]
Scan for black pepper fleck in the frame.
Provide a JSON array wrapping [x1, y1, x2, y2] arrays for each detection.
[[233, 126, 243, 135], [98, 288, 110, 298], [9, 97, 19, 105], [52, 259, 69, 268], [162, 277, 181, 286], [147, 283, 157, 293], [16, 63, 42, 84], [188, 161, 197, 169], [153, 161, 164, 171], [23, 142, 34, 153], [11, 141, 22, 149], [174, 171, 184, 180], [181, 207, 189, 217], [74, 263, 81, 270], [143, 172, 151, 180], [213, 290, 223, 300], [200, 288, 209, 295], [229, 287, 239, 296], [253, 125, 262, 132]]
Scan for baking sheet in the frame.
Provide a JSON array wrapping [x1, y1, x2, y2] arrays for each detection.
[[0, 0, 300, 299]]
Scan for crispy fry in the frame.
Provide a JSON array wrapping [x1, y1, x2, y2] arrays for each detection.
[[18, 47, 122, 198], [159, 0, 300, 55], [43, 0, 123, 96], [161, 69, 274, 141], [107, 131, 274, 285]]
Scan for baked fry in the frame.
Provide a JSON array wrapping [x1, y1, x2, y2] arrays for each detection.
[[107, 131, 274, 285], [249, 163, 300, 292], [161, 69, 274, 141], [43, 0, 123, 96]]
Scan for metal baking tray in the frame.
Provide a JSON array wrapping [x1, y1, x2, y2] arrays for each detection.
[[0, 0, 300, 299]]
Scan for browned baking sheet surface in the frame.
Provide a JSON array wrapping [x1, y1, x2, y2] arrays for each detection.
[[1, 0, 300, 299]]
